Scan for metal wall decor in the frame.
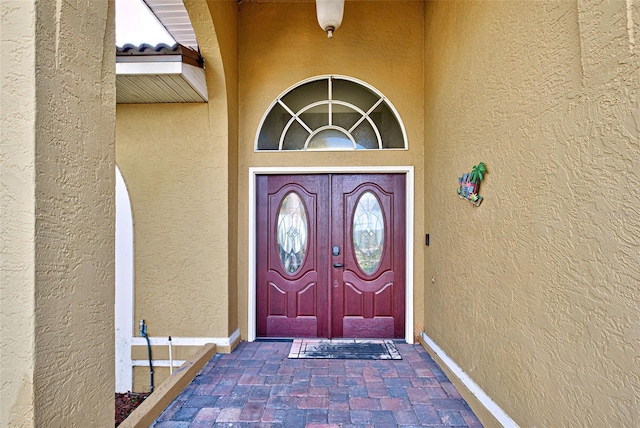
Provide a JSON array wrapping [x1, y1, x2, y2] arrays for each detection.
[[457, 162, 487, 207]]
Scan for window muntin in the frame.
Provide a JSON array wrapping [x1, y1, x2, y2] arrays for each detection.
[[258, 103, 291, 150], [256, 76, 407, 151], [307, 128, 357, 150]]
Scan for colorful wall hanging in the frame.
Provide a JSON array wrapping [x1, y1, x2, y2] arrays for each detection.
[[457, 162, 487, 207]]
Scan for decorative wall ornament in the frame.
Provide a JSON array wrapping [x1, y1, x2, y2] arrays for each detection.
[[457, 162, 487, 207]]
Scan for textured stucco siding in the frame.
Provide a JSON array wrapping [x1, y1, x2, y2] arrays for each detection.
[[204, 0, 240, 341], [117, 103, 231, 339], [1, 0, 115, 426], [116, 1, 239, 388], [423, 0, 639, 426], [236, 0, 426, 340], [1, 1, 38, 425]]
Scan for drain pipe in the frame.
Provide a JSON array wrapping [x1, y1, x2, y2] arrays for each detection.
[[139, 319, 154, 393]]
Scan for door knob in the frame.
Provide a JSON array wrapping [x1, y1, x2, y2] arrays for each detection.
[[333, 263, 344, 268]]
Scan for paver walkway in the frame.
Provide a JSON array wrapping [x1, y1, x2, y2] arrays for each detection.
[[152, 341, 483, 427]]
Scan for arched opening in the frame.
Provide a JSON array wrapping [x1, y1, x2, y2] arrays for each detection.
[[115, 166, 134, 393]]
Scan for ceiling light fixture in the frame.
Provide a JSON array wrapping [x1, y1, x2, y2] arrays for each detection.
[[315, 0, 344, 38]]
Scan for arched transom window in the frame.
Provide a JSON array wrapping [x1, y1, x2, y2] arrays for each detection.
[[256, 76, 407, 151]]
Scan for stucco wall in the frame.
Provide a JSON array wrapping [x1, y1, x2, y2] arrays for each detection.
[[1, 0, 115, 426], [117, 103, 231, 339], [118, 1, 424, 366], [1, 1, 37, 424], [423, 0, 640, 426], [237, 0, 426, 340], [116, 2, 239, 390], [205, 0, 240, 340]]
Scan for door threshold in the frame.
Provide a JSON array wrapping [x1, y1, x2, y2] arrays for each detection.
[[255, 337, 407, 343]]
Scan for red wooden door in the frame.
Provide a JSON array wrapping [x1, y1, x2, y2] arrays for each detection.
[[330, 174, 405, 339], [256, 175, 330, 338], [256, 174, 405, 339]]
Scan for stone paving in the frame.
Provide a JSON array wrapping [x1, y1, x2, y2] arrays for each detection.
[[152, 341, 483, 427]]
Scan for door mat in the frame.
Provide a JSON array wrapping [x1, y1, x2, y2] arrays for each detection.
[[288, 339, 402, 360]]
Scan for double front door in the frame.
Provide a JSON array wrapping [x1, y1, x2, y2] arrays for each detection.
[[256, 174, 405, 339]]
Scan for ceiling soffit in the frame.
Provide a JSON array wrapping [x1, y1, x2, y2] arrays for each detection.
[[143, 0, 198, 50], [116, 44, 208, 103]]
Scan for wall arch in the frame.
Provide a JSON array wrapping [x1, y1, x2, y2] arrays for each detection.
[[115, 165, 134, 393]]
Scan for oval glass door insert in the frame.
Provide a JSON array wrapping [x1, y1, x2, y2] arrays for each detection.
[[352, 191, 384, 274], [277, 192, 308, 274]]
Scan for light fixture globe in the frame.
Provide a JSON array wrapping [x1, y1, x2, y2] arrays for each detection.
[[315, 0, 344, 38]]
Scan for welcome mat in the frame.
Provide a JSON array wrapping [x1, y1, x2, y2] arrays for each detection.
[[288, 339, 402, 360]]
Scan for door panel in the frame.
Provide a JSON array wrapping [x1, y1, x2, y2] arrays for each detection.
[[331, 174, 405, 338], [256, 175, 329, 338], [256, 174, 404, 339]]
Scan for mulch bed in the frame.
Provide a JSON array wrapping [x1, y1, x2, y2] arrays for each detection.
[[115, 392, 150, 427]]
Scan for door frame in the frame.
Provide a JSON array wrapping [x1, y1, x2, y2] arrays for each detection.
[[248, 166, 415, 343]]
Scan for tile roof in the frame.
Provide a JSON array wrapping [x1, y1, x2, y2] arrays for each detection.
[[116, 43, 203, 68]]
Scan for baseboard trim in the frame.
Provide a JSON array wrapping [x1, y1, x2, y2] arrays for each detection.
[[131, 328, 241, 347], [419, 331, 519, 428], [228, 328, 241, 349], [132, 359, 187, 367]]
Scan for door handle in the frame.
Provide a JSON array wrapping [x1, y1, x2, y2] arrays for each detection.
[[333, 263, 344, 268]]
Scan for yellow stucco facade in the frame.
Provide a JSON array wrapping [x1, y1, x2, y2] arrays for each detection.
[[2, 0, 639, 426], [1, 0, 115, 426], [236, 0, 426, 344], [423, 1, 640, 426]]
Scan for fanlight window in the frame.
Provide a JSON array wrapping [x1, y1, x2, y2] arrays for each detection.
[[256, 76, 407, 151], [352, 191, 385, 275], [277, 192, 308, 274]]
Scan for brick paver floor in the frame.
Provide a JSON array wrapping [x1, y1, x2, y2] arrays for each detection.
[[152, 341, 483, 427]]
